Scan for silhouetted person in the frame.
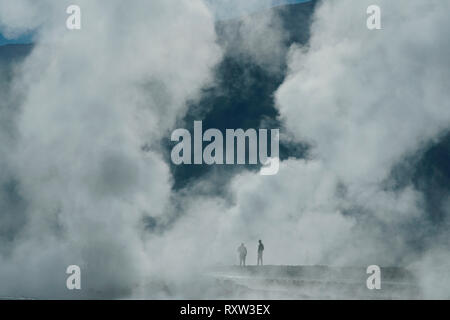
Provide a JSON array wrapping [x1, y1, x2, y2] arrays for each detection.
[[237, 243, 247, 266], [257, 240, 264, 266]]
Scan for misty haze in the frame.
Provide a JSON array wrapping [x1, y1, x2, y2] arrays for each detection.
[[0, 0, 450, 300]]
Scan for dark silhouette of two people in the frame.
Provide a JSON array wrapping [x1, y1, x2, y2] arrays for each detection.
[[237, 240, 264, 267]]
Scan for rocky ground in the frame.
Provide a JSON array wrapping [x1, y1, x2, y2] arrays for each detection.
[[207, 265, 422, 299]]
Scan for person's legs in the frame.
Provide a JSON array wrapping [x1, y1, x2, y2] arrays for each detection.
[[257, 254, 263, 266]]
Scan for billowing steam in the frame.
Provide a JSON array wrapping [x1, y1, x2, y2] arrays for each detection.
[[1, 0, 450, 299]]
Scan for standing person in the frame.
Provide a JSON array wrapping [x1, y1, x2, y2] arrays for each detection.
[[257, 240, 264, 266], [237, 243, 247, 267]]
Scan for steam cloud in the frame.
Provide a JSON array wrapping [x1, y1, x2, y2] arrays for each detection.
[[1, 0, 450, 299], [0, 0, 220, 298]]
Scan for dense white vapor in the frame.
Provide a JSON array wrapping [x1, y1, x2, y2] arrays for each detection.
[[0, 0, 220, 298], [277, 0, 450, 185], [0, 0, 49, 37], [1, 0, 450, 300], [270, 0, 450, 293], [218, 9, 288, 73], [275, 0, 450, 240], [156, 0, 450, 298]]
